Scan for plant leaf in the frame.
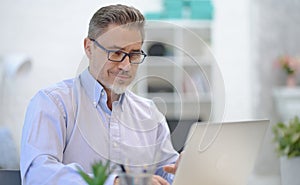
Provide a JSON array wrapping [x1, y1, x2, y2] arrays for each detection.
[[272, 116, 300, 158], [78, 160, 112, 185], [78, 170, 94, 185], [291, 133, 300, 143]]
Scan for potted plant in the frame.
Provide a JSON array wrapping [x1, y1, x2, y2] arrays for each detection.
[[276, 55, 300, 87], [78, 161, 114, 185], [272, 116, 300, 185]]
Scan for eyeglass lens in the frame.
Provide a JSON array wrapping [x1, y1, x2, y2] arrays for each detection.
[[108, 51, 144, 63]]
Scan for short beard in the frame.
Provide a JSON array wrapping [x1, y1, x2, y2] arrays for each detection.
[[109, 84, 127, 95], [100, 78, 129, 95]]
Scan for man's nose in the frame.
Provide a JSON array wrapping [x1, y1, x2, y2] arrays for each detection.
[[118, 55, 131, 71]]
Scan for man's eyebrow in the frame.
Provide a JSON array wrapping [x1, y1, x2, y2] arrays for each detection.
[[107, 45, 123, 50], [131, 49, 142, 52]]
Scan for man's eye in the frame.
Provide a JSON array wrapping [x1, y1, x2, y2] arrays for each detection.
[[113, 51, 123, 56], [130, 53, 142, 59]]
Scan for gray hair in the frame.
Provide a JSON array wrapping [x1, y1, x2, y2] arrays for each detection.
[[88, 4, 145, 40]]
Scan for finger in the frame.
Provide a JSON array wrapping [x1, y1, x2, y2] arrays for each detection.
[[163, 164, 176, 174], [152, 175, 170, 185], [174, 151, 184, 169], [152, 178, 159, 185], [113, 177, 119, 185], [164, 151, 184, 174]]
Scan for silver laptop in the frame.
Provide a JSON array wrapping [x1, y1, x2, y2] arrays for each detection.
[[173, 120, 269, 185]]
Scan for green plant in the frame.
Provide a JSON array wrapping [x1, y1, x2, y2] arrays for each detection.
[[272, 116, 300, 158], [78, 161, 113, 185]]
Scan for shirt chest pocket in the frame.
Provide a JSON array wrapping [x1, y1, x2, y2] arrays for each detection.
[[119, 127, 161, 166]]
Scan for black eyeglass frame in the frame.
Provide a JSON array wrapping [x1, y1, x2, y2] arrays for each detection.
[[89, 38, 147, 64]]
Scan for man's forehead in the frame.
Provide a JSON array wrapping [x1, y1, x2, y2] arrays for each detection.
[[97, 24, 143, 47]]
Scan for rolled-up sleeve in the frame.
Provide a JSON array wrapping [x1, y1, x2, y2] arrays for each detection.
[[153, 103, 179, 184], [155, 121, 179, 184]]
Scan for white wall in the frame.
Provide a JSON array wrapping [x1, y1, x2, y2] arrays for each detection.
[[0, 0, 161, 152], [212, 0, 253, 121], [213, 1, 281, 184]]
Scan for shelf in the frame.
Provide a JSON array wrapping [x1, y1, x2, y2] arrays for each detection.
[[182, 55, 213, 66], [141, 56, 212, 67], [146, 92, 176, 102], [145, 20, 212, 29], [145, 92, 211, 103], [142, 56, 177, 66], [180, 93, 211, 102], [135, 19, 213, 120]]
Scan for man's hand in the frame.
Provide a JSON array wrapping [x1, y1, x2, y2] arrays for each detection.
[[152, 175, 170, 185], [163, 152, 184, 174], [114, 175, 169, 185], [114, 176, 120, 185]]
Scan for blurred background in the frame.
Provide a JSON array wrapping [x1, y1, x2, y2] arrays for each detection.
[[0, 0, 300, 184]]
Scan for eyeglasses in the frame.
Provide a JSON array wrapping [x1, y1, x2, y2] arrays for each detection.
[[90, 38, 147, 64]]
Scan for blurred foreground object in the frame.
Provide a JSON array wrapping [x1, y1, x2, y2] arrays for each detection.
[[272, 116, 300, 185], [0, 128, 19, 169]]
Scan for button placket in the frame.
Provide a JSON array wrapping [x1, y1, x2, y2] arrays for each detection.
[[109, 111, 121, 163]]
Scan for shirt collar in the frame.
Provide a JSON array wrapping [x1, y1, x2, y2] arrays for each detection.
[[80, 68, 103, 107], [79, 68, 125, 111]]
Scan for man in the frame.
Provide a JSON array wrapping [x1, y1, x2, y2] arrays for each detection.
[[21, 4, 179, 185]]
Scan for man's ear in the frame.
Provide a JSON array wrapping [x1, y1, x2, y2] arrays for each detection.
[[84, 38, 92, 59]]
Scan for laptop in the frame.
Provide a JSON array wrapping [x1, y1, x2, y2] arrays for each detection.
[[172, 120, 269, 185], [0, 169, 21, 185]]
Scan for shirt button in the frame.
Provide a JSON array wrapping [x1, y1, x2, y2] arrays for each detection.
[[101, 91, 105, 96], [113, 142, 118, 148]]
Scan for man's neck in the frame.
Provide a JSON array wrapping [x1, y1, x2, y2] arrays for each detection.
[[103, 87, 120, 110]]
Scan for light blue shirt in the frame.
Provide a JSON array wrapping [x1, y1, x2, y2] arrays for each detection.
[[20, 68, 178, 185]]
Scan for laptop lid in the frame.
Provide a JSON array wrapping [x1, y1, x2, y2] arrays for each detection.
[[173, 120, 269, 185]]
